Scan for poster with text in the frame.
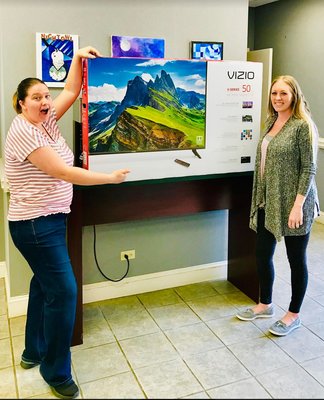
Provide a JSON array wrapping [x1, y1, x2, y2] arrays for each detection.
[[36, 32, 79, 87], [205, 61, 263, 172]]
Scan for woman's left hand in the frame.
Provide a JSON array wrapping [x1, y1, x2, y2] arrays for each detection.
[[76, 46, 102, 59], [288, 205, 303, 229], [53, 45, 103, 120]]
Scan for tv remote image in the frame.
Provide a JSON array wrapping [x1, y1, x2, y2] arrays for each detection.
[[174, 159, 190, 167]]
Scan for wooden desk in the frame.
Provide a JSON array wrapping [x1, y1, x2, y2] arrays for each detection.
[[67, 173, 259, 346]]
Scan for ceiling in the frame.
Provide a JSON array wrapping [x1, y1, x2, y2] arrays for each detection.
[[249, 0, 279, 7]]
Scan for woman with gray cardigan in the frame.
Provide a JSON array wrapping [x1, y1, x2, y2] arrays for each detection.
[[236, 75, 319, 336]]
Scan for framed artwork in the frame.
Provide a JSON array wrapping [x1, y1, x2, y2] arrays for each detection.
[[111, 35, 165, 58], [36, 32, 79, 87], [191, 41, 223, 60]]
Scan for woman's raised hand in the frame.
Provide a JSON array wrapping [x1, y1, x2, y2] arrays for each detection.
[[76, 46, 103, 59]]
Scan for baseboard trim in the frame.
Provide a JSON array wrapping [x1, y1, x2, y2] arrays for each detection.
[[83, 261, 226, 304], [7, 261, 226, 318], [7, 294, 28, 318]]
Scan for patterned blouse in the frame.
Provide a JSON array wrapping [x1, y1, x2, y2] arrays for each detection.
[[250, 115, 320, 241]]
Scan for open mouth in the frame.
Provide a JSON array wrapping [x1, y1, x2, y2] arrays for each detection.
[[41, 108, 49, 115]]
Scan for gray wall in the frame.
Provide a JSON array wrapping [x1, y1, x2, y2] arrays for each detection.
[[251, 0, 324, 206], [83, 212, 228, 284], [0, 0, 248, 296]]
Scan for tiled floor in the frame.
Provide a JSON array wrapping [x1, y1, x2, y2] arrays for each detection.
[[1, 221, 324, 399]]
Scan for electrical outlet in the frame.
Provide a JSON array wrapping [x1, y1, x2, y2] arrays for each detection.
[[120, 249, 135, 261]]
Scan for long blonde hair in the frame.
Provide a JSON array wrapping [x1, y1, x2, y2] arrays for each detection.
[[267, 75, 318, 160]]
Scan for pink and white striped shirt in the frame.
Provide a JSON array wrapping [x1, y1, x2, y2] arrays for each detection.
[[5, 109, 74, 221]]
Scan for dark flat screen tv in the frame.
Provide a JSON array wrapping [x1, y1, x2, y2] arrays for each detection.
[[82, 57, 207, 156]]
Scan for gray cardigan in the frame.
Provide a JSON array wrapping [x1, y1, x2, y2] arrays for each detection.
[[250, 115, 320, 241]]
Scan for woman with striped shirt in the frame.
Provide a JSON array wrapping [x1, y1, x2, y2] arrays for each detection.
[[5, 46, 130, 399]]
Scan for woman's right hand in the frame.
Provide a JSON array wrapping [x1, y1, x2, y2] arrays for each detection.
[[109, 169, 131, 184]]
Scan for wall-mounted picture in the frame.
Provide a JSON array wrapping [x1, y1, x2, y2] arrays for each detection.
[[111, 35, 165, 58], [82, 57, 207, 155], [36, 32, 79, 87], [191, 41, 223, 60]]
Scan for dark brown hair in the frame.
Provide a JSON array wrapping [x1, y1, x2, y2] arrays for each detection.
[[12, 77, 46, 113]]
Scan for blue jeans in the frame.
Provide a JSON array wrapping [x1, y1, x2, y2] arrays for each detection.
[[9, 213, 77, 387], [256, 208, 310, 313]]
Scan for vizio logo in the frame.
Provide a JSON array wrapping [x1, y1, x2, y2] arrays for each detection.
[[227, 71, 255, 79]]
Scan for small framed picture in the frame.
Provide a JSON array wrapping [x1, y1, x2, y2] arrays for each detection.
[[36, 32, 79, 87], [190, 41, 223, 60], [111, 35, 165, 58]]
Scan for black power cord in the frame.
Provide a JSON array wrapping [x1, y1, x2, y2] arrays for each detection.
[[93, 225, 130, 282]]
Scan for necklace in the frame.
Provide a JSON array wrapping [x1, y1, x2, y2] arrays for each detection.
[[19, 114, 55, 142], [41, 123, 55, 142]]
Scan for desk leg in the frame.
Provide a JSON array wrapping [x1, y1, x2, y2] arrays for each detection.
[[227, 208, 259, 303], [67, 191, 83, 346]]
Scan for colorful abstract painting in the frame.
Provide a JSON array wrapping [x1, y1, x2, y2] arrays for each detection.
[[84, 57, 207, 155], [111, 35, 165, 58], [191, 41, 223, 61], [36, 32, 79, 87]]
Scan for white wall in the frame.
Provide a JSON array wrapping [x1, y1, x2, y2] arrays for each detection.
[[0, 0, 250, 304]]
